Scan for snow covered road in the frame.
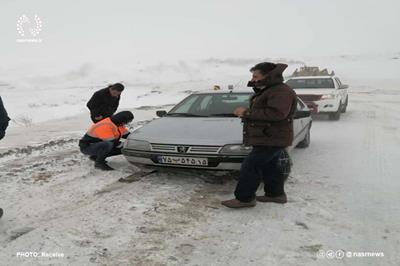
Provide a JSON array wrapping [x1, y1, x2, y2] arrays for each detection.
[[0, 88, 399, 266]]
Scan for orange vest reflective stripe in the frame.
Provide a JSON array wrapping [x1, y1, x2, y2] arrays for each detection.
[[87, 117, 129, 141]]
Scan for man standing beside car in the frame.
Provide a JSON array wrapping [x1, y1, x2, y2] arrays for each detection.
[[0, 95, 10, 218], [221, 62, 297, 208], [87, 83, 124, 123], [0, 96, 10, 140]]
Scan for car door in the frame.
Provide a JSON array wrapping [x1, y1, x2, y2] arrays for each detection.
[[293, 100, 303, 144], [293, 99, 310, 145], [334, 77, 346, 103]]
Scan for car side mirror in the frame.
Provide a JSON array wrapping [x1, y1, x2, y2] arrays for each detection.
[[156, 110, 167, 117], [294, 110, 311, 119], [340, 84, 349, 89]]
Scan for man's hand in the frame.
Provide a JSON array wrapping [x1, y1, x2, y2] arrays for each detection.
[[95, 115, 103, 121], [234, 107, 249, 118]]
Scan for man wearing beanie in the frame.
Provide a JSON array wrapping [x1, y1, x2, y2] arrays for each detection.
[[221, 62, 297, 208], [79, 111, 134, 170], [87, 83, 125, 123]]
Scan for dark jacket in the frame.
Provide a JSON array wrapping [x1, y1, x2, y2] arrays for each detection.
[[0, 96, 10, 123], [243, 64, 297, 147], [0, 96, 10, 139], [87, 87, 120, 121]]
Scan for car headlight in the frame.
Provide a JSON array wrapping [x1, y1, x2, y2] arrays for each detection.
[[125, 139, 151, 151], [321, 94, 336, 100], [220, 144, 252, 155]]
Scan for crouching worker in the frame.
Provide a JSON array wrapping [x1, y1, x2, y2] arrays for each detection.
[[79, 111, 134, 171]]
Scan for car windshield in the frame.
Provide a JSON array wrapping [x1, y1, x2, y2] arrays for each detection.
[[167, 92, 251, 117], [286, 78, 335, 89]]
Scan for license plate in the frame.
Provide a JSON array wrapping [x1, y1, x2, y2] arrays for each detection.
[[157, 156, 208, 166]]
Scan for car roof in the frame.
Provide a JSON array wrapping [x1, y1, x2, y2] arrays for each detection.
[[193, 89, 252, 94], [286, 76, 336, 80]]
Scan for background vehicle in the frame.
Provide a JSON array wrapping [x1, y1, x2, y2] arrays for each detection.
[[286, 74, 349, 120], [122, 90, 312, 170]]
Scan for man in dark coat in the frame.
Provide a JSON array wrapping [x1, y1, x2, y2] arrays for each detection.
[[87, 83, 124, 123], [221, 62, 297, 208], [0, 96, 10, 218], [0, 96, 10, 140]]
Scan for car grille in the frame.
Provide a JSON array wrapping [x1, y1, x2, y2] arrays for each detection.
[[150, 144, 222, 154], [150, 144, 176, 152], [298, 94, 322, 101]]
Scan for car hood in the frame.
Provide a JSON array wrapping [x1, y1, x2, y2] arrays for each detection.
[[128, 117, 243, 146], [294, 88, 336, 95]]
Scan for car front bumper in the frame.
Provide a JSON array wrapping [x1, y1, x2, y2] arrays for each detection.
[[304, 99, 340, 113], [122, 149, 246, 170]]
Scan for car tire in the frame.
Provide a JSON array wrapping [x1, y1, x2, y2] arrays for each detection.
[[341, 96, 348, 113], [329, 107, 341, 120], [296, 125, 311, 148]]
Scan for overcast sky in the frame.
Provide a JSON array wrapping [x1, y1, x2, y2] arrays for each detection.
[[1, 0, 399, 66]]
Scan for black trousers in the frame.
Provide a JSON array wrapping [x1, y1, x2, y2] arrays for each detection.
[[234, 146, 285, 202], [90, 115, 110, 123], [80, 141, 122, 163]]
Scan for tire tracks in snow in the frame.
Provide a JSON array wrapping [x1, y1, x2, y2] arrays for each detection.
[[0, 135, 233, 265]]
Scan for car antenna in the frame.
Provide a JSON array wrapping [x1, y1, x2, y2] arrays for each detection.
[[228, 80, 242, 93]]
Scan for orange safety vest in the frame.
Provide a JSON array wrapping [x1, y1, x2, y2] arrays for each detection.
[[86, 117, 129, 141]]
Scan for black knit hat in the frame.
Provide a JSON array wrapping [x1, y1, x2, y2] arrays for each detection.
[[250, 62, 276, 75], [111, 111, 134, 125]]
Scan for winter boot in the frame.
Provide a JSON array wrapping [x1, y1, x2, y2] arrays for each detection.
[[256, 193, 287, 204], [221, 199, 256, 208], [95, 162, 114, 171]]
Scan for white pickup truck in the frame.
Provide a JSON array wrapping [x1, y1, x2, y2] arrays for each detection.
[[285, 76, 349, 120]]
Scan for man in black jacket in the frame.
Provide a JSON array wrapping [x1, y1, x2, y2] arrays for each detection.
[[87, 83, 124, 123], [0, 96, 10, 218], [0, 96, 10, 140]]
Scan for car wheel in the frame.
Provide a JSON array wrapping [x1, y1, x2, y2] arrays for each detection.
[[296, 125, 311, 148], [341, 97, 348, 113], [329, 107, 341, 120]]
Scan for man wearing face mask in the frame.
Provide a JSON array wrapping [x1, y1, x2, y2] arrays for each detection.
[[221, 62, 297, 208], [87, 83, 124, 123]]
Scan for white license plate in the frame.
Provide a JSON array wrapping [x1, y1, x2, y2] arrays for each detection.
[[157, 156, 208, 166]]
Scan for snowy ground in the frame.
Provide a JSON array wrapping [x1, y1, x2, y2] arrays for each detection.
[[1, 57, 400, 265]]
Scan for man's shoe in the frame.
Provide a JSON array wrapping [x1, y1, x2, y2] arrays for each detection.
[[256, 193, 287, 204], [221, 199, 256, 208], [95, 162, 114, 171], [0, 208, 3, 218]]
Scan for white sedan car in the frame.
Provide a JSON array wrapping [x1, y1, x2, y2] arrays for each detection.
[[285, 76, 349, 120], [122, 90, 312, 170]]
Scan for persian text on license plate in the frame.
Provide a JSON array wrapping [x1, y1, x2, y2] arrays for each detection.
[[158, 156, 208, 166]]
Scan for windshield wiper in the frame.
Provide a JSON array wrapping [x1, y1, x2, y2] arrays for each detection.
[[209, 113, 237, 117], [167, 113, 208, 117]]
